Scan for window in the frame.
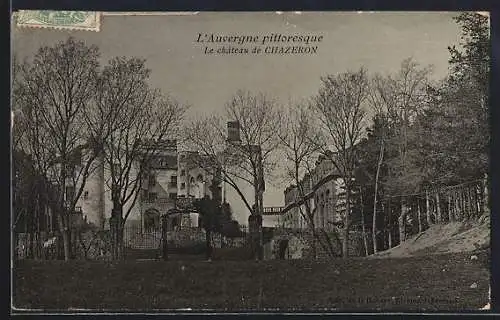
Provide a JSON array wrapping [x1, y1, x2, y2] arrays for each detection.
[[83, 191, 89, 200], [169, 193, 177, 200], [180, 169, 186, 176], [148, 174, 156, 187], [181, 183, 186, 190], [148, 192, 157, 202], [170, 175, 177, 187], [65, 186, 75, 203]]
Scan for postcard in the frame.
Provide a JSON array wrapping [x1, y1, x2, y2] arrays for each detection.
[[11, 11, 491, 313]]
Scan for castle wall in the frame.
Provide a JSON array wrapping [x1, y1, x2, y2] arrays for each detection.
[[77, 157, 105, 228], [77, 147, 222, 231]]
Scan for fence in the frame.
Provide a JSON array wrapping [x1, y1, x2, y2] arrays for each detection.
[[14, 227, 113, 260], [14, 225, 249, 261], [123, 224, 249, 250], [379, 178, 488, 247]]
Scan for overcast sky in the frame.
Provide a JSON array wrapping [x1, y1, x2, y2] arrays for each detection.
[[12, 11, 463, 225]]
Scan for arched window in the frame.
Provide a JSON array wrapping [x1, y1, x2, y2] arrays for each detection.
[[197, 174, 204, 182]]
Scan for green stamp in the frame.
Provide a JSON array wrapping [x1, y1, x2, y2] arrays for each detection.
[[15, 10, 101, 32]]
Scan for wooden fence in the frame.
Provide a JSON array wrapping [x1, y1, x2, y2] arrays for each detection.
[[380, 176, 488, 249]]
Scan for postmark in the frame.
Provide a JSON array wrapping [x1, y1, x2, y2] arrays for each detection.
[[15, 10, 101, 32]]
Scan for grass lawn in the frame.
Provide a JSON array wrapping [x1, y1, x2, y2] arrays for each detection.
[[13, 251, 489, 312]]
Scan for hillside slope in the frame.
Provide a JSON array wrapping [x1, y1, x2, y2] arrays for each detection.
[[372, 218, 490, 258]]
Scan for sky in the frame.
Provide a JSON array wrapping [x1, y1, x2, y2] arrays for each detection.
[[12, 11, 463, 225]]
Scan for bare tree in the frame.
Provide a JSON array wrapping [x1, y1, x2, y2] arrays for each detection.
[[373, 58, 432, 244], [96, 57, 187, 260], [224, 90, 283, 218], [310, 68, 370, 258], [278, 101, 340, 259], [184, 90, 282, 259], [13, 38, 102, 260], [183, 115, 255, 214], [366, 74, 391, 254]]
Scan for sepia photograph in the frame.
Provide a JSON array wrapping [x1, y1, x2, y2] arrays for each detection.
[[11, 11, 491, 312]]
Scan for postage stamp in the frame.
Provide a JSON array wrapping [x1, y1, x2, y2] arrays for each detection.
[[11, 11, 492, 313], [15, 10, 101, 32]]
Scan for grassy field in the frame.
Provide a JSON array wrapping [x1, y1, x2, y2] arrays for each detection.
[[13, 251, 489, 312]]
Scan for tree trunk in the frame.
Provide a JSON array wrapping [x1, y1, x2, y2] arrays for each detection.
[[466, 187, 472, 220], [425, 190, 431, 226], [481, 173, 490, 215], [473, 185, 479, 218], [386, 201, 392, 249], [459, 190, 465, 220], [258, 190, 264, 260], [56, 211, 71, 261], [34, 194, 40, 259], [463, 189, 467, 219], [448, 192, 453, 222], [417, 199, 422, 233], [62, 229, 71, 261], [252, 179, 263, 261], [398, 197, 407, 243], [27, 232, 33, 259], [372, 140, 384, 254], [435, 192, 442, 223], [388, 228, 392, 249], [309, 227, 317, 259], [57, 161, 71, 261], [117, 223, 124, 260], [161, 215, 169, 261], [342, 186, 351, 258], [110, 207, 125, 260], [475, 185, 480, 217], [360, 189, 369, 256], [455, 190, 461, 221]]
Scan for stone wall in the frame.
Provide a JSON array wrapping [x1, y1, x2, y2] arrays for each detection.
[[269, 228, 372, 260]]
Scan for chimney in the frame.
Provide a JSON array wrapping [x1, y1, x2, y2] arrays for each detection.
[[227, 121, 241, 143]]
